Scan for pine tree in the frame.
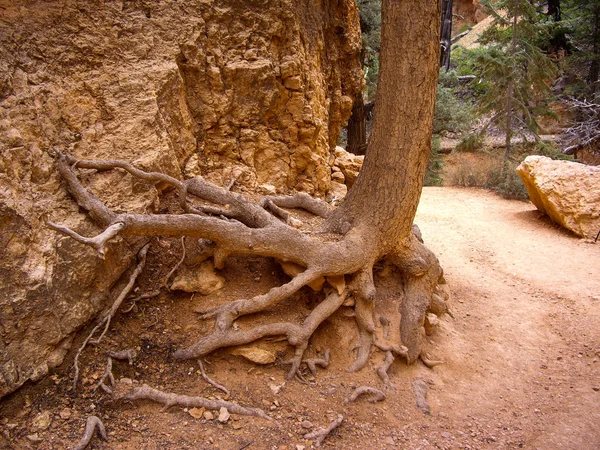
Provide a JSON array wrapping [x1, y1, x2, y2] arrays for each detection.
[[471, 0, 557, 172]]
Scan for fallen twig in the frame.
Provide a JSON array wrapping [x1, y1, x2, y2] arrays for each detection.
[[73, 243, 150, 390], [198, 359, 230, 397], [304, 414, 343, 447], [113, 381, 278, 426], [412, 379, 431, 415], [343, 386, 386, 405], [71, 416, 107, 450]]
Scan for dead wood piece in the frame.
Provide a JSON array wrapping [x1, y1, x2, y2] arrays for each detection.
[[343, 386, 386, 405], [114, 382, 278, 426], [198, 359, 231, 396], [412, 379, 431, 415], [375, 351, 395, 388], [420, 353, 444, 369], [106, 349, 136, 365], [73, 243, 149, 390], [303, 350, 330, 376], [71, 416, 107, 450], [304, 414, 343, 447]]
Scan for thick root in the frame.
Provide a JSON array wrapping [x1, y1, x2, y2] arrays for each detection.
[[343, 386, 386, 404]]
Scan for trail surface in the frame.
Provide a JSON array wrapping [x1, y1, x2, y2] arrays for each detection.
[[414, 187, 600, 449]]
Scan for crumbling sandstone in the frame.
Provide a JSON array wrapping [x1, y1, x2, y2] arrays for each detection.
[[0, 0, 362, 397]]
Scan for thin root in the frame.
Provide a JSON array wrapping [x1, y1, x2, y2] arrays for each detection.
[[303, 350, 330, 377], [375, 351, 395, 388], [304, 414, 343, 447], [420, 353, 444, 369], [113, 381, 278, 426], [94, 357, 115, 393], [107, 349, 136, 365], [73, 243, 149, 390], [197, 359, 231, 397], [343, 386, 386, 405], [71, 416, 107, 450]]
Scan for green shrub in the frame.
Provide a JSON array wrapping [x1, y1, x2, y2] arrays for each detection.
[[455, 133, 484, 152], [424, 136, 444, 186]]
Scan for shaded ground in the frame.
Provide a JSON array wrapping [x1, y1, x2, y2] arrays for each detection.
[[1, 187, 599, 449]]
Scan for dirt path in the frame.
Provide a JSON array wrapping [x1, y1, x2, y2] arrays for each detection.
[[1, 187, 599, 449], [414, 187, 600, 449]]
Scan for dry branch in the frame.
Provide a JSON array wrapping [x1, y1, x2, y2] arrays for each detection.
[[71, 416, 107, 450], [304, 414, 344, 447], [343, 386, 386, 405], [113, 381, 277, 425]]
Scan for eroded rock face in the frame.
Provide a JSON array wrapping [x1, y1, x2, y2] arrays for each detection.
[[517, 156, 600, 238], [0, 0, 362, 398]]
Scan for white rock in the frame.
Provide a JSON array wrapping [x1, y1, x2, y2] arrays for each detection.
[[218, 407, 230, 423], [517, 156, 600, 238]]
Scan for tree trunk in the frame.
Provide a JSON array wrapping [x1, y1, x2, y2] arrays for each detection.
[[503, 0, 519, 175], [440, 0, 453, 70], [346, 92, 368, 155], [50, 0, 446, 379]]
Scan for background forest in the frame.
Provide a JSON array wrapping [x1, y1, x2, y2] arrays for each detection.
[[350, 0, 600, 198]]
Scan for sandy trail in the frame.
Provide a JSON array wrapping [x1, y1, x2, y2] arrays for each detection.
[[415, 187, 600, 449]]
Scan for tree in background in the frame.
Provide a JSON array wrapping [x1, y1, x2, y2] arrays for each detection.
[[561, 0, 600, 98], [468, 0, 557, 172]]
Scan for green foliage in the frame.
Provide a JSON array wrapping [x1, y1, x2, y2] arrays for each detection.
[[357, 0, 381, 101], [455, 133, 484, 152], [471, 0, 558, 135], [560, 0, 600, 98], [424, 136, 444, 186]]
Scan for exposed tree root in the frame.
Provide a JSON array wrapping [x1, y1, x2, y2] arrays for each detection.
[[71, 243, 149, 390], [106, 349, 136, 365], [375, 351, 395, 388], [197, 359, 230, 397], [303, 350, 330, 377], [343, 386, 386, 405], [50, 151, 450, 384], [47, 222, 125, 259], [94, 357, 115, 393], [420, 353, 444, 369], [113, 381, 277, 425], [71, 416, 107, 450], [412, 379, 431, 415], [304, 414, 344, 447]]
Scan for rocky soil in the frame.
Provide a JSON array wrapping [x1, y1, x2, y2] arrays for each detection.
[[1, 187, 598, 449]]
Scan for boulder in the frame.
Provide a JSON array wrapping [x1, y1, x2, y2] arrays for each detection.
[[516, 156, 600, 238], [333, 146, 364, 188]]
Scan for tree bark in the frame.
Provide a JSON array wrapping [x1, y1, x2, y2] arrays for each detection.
[[346, 92, 368, 155]]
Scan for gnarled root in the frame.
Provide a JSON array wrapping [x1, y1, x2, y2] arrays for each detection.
[[343, 386, 386, 405], [412, 379, 431, 415], [304, 414, 344, 447], [50, 152, 449, 384], [113, 381, 277, 425], [375, 351, 395, 388], [71, 416, 107, 450]]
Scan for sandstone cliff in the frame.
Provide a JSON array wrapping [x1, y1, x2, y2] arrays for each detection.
[[0, 0, 362, 398]]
